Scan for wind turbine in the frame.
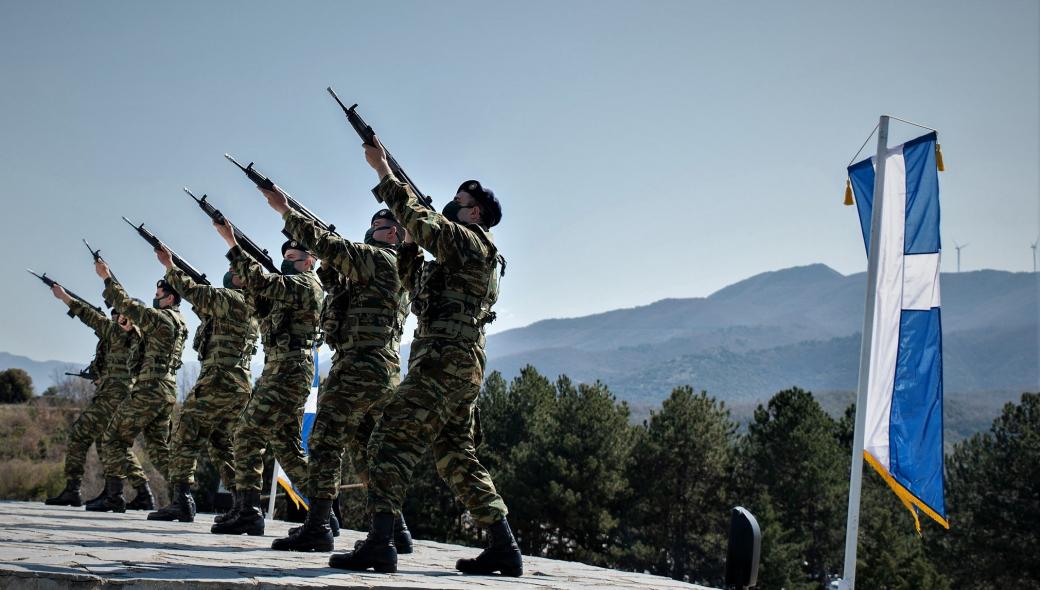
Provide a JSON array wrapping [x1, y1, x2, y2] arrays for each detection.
[[954, 241, 968, 273], [1031, 239, 1038, 273]]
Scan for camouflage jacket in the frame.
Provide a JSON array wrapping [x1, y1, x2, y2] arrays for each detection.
[[104, 277, 188, 382], [283, 210, 409, 355], [67, 299, 142, 381], [227, 245, 323, 359], [376, 174, 501, 346], [165, 268, 259, 372]]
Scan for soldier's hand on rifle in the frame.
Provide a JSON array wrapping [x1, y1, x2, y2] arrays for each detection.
[[259, 185, 290, 216], [213, 218, 238, 248], [364, 135, 392, 178], [404, 228, 413, 244], [50, 284, 72, 304], [94, 260, 111, 280], [155, 246, 174, 269]]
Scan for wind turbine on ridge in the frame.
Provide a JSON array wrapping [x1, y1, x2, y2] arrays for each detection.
[[953, 241, 968, 273]]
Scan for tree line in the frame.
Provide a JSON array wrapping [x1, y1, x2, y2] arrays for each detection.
[[4, 365, 1037, 589], [340, 366, 1036, 590]]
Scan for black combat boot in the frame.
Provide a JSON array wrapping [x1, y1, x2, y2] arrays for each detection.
[[213, 489, 240, 524], [83, 489, 107, 510], [45, 479, 82, 507], [147, 482, 196, 522], [85, 477, 127, 513], [456, 517, 523, 577], [272, 498, 334, 552], [289, 501, 340, 538], [125, 482, 155, 511], [328, 512, 397, 573], [395, 513, 413, 554], [210, 489, 264, 536]]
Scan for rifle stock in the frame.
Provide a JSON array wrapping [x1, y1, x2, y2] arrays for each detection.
[[26, 269, 103, 313], [326, 86, 434, 211], [66, 369, 97, 381], [223, 154, 339, 237], [183, 188, 280, 274], [121, 216, 211, 286]]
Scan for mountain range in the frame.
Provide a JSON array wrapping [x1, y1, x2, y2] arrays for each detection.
[[479, 265, 1038, 410]]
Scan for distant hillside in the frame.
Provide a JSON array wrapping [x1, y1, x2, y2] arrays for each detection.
[[484, 265, 1039, 406], [0, 352, 81, 394]]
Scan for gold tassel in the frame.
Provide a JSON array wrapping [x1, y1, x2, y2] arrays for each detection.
[[844, 179, 854, 206], [935, 143, 945, 172]]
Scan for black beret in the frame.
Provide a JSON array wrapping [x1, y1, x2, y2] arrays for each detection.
[[458, 180, 501, 228], [281, 239, 310, 256], [156, 279, 179, 297], [371, 208, 398, 224]]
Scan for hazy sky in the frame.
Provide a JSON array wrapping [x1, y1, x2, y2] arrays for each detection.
[[1, 0, 1037, 363]]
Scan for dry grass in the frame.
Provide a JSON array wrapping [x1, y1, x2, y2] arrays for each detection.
[[0, 399, 169, 504]]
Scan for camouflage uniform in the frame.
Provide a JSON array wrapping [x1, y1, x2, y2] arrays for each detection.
[[282, 210, 410, 500], [62, 301, 141, 481], [228, 245, 323, 492], [367, 175, 508, 526], [100, 278, 188, 486], [165, 269, 259, 487]]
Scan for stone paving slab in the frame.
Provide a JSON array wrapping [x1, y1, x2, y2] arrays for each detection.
[[0, 502, 714, 589]]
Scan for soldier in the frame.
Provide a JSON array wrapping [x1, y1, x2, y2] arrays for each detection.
[[87, 260, 189, 512], [256, 185, 412, 552], [44, 290, 140, 506], [147, 246, 259, 523], [330, 137, 521, 576], [209, 217, 323, 536]]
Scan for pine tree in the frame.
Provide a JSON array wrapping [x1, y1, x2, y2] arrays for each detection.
[[742, 387, 846, 586], [477, 366, 557, 554], [934, 392, 1040, 589], [625, 386, 736, 584]]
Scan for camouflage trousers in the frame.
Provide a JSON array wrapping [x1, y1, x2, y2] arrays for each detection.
[[233, 354, 313, 492], [100, 377, 175, 486], [368, 338, 507, 526], [306, 348, 400, 500], [167, 365, 252, 486], [63, 377, 132, 480]]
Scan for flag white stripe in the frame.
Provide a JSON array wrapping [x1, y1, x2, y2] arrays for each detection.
[[863, 146, 907, 471], [902, 253, 941, 310]]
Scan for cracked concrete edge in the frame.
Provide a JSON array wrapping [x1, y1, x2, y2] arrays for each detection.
[[0, 567, 497, 590]]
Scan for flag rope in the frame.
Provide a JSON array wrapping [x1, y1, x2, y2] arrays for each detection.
[[846, 115, 940, 167], [847, 122, 881, 167]]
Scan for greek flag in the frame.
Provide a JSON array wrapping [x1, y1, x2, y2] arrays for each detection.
[[848, 131, 948, 531], [272, 346, 319, 511]]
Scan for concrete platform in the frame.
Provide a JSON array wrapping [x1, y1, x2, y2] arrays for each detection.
[[0, 502, 714, 589]]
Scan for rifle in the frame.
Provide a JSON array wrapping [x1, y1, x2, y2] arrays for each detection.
[[326, 86, 434, 210], [83, 239, 106, 264], [26, 269, 104, 314], [121, 217, 211, 286], [224, 154, 339, 238], [65, 368, 97, 381], [83, 238, 119, 285], [183, 188, 280, 274]]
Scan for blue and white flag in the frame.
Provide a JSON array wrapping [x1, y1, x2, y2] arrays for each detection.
[[848, 131, 948, 531], [272, 346, 320, 510]]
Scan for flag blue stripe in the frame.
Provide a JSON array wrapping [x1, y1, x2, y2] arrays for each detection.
[[901, 132, 940, 255], [849, 158, 875, 253], [889, 307, 946, 519]]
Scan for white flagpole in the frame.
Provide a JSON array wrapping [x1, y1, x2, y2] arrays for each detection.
[[839, 115, 890, 590], [267, 461, 279, 521]]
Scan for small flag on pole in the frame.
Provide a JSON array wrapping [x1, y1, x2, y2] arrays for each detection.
[[847, 131, 948, 532], [271, 347, 320, 511]]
